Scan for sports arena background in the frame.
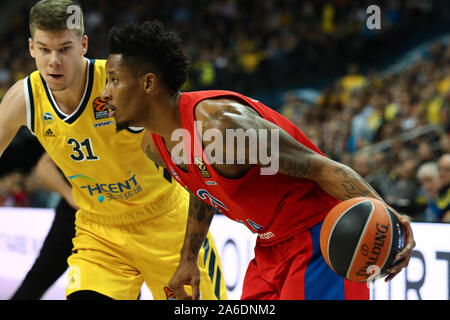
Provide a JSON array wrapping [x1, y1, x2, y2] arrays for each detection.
[[0, 0, 449, 300]]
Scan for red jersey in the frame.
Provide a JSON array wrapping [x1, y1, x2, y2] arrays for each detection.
[[152, 90, 339, 245]]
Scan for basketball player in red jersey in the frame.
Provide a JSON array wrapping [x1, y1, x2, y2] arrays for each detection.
[[102, 21, 415, 300]]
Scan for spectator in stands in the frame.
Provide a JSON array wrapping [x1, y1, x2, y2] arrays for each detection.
[[385, 156, 422, 219], [416, 161, 442, 222], [436, 153, 450, 222], [352, 152, 391, 199], [417, 139, 437, 166]]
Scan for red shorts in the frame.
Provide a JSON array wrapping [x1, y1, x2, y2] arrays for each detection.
[[241, 222, 369, 300]]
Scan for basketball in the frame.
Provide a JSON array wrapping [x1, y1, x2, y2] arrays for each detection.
[[320, 197, 405, 282]]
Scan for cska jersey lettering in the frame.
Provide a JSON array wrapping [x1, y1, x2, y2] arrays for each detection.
[[196, 189, 228, 212]]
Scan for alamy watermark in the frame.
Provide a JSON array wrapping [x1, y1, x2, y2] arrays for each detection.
[[366, 5, 381, 30], [66, 5, 82, 30], [170, 121, 280, 175]]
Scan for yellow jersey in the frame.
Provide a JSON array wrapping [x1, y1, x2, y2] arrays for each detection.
[[23, 58, 183, 216]]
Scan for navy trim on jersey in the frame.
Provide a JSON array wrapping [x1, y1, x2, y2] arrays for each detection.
[[125, 127, 145, 134], [39, 59, 95, 124], [65, 59, 95, 124], [40, 74, 67, 120], [27, 76, 35, 133]]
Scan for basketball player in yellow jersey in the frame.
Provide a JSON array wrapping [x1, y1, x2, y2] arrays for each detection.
[[0, 0, 226, 300]]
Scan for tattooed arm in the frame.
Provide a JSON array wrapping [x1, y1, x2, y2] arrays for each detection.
[[198, 100, 382, 201], [256, 115, 414, 281], [169, 193, 217, 300], [276, 134, 383, 201], [140, 130, 217, 299], [198, 100, 414, 282]]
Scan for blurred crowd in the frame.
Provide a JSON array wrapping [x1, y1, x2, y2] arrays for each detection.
[[0, 171, 60, 208], [1, 0, 450, 96], [0, 0, 449, 222], [279, 38, 450, 223]]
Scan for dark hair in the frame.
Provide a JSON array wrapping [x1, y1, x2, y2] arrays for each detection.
[[30, 0, 84, 38], [108, 21, 189, 94]]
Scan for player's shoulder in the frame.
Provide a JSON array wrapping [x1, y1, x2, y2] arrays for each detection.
[[2, 78, 26, 105], [195, 96, 261, 131], [0, 79, 27, 127]]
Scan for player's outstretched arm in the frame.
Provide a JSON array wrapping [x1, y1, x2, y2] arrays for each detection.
[[141, 129, 217, 298], [168, 193, 216, 300], [197, 98, 383, 201], [271, 128, 416, 281], [198, 99, 414, 282], [0, 80, 28, 158]]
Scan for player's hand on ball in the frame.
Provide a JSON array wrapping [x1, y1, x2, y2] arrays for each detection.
[[385, 214, 415, 282]]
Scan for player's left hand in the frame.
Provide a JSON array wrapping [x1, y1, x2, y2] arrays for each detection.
[[168, 259, 201, 300], [384, 214, 415, 282]]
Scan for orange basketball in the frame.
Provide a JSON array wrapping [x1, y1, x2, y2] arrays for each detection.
[[320, 197, 405, 282]]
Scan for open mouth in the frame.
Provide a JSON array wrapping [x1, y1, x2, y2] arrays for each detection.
[[48, 74, 64, 80]]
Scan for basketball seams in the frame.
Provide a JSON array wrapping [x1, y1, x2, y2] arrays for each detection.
[[321, 197, 399, 282], [326, 199, 372, 273], [344, 200, 374, 280], [379, 206, 395, 273]]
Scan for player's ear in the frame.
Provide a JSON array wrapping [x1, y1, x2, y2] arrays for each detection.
[[143, 73, 157, 93], [29, 37, 36, 58], [80, 35, 88, 55]]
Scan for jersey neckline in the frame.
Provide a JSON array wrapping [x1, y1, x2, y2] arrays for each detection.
[[39, 58, 95, 124]]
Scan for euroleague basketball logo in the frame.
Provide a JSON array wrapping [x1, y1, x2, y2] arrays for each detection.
[[93, 97, 109, 120]]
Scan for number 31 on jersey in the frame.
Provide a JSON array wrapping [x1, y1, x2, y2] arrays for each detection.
[[67, 137, 99, 161]]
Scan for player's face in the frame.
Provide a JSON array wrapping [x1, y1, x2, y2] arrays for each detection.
[[103, 54, 145, 131], [29, 29, 87, 91]]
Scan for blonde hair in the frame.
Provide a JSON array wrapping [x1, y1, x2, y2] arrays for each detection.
[[416, 162, 438, 180], [29, 0, 84, 38]]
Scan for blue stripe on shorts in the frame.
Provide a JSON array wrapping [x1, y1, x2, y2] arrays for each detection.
[[305, 222, 345, 300]]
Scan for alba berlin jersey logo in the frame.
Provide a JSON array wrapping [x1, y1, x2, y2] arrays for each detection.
[[43, 112, 53, 124]]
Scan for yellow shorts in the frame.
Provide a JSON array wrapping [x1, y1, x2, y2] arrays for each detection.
[[66, 190, 227, 300]]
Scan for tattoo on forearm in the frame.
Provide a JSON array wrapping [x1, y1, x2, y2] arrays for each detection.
[[188, 232, 204, 256], [279, 143, 318, 178], [183, 198, 215, 256], [191, 198, 206, 222], [281, 156, 312, 178], [341, 180, 371, 197], [333, 167, 378, 199]]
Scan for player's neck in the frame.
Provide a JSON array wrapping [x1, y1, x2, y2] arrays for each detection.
[[50, 58, 88, 115], [145, 90, 182, 138]]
